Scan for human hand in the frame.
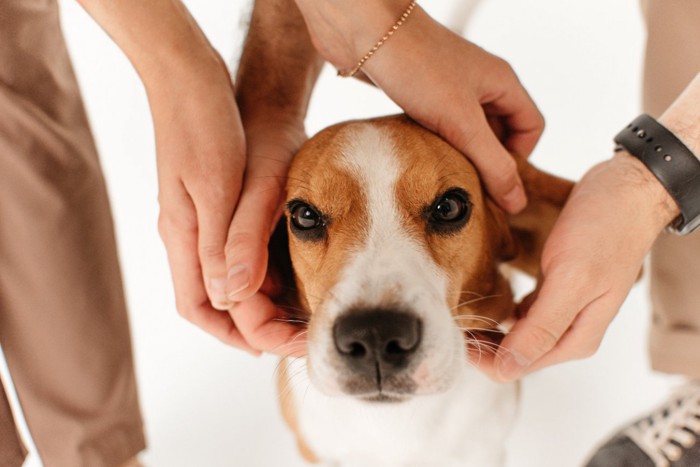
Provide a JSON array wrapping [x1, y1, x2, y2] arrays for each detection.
[[146, 58, 257, 350], [220, 116, 310, 357], [79, 0, 319, 353], [295, 1, 544, 213], [476, 73, 700, 381]]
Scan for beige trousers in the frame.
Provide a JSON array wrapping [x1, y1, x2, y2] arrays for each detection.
[[643, 0, 700, 380], [0, 0, 699, 466], [0, 1, 145, 467]]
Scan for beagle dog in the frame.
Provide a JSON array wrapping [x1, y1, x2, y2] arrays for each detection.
[[274, 115, 572, 466]]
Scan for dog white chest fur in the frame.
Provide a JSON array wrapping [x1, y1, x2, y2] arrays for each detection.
[[282, 118, 532, 466], [287, 358, 516, 466]]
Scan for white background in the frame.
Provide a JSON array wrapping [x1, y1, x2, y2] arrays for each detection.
[[2, 0, 685, 466]]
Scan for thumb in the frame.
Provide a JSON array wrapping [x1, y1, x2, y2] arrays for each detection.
[[189, 181, 238, 311], [495, 266, 589, 381], [225, 172, 285, 302]]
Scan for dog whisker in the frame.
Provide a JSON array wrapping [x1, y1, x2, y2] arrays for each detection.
[[277, 365, 311, 403], [272, 316, 309, 326], [451, 314, 502, 328], [459, 290, 486, 297], [464, 330, 486, 364], [455, 325, 504, 334], [267, 329, 310, 355], [464, 338, 500, 353], [451, 294, 503, 310]]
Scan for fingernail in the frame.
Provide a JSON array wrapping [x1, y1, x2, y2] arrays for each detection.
[[503, 184, 527, 213], [227, 264, 250, 301], [210, 277, 233, 310], [497, 350, 531, 381]]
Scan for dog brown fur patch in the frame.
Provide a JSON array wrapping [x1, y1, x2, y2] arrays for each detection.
[[371, 117, 518, 326], [285, 123, 369, 319]]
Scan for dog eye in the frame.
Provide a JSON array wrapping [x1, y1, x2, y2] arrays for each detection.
[[287, 200, 327, 241], [434, 194, 466, 221], [291, 203, 322, 229], [427, 189, 471, 233]]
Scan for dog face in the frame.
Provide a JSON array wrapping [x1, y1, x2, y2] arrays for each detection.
[[283, 116, 571, 402]]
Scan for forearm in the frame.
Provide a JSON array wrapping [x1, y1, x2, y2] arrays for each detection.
[[236, 0, 324, 126], [659, 72, 700, 158], [76, 0, 223, 87]]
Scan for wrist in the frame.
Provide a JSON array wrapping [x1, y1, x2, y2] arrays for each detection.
[[139, 45, 228, 97], [142, 52, 232, 110], [659, 114, 700, 159], [294, 0, 410, 69], [609, 151, 680, 230]]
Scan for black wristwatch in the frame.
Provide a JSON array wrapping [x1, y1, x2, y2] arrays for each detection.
[[614, 114, 700, 235]]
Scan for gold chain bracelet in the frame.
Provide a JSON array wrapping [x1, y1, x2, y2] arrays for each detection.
[[337, 1, 417, 78]]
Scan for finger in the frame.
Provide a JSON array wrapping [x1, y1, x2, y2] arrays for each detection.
[[465, 330, 505, 381], [158, 185, 257, 353], [450, 113, 527, 213], [225, 156, 288, 302], [187, 171, 241, 311], [231, 293, 307, 357], [494, 267, 598, 382], [483, 77, 545, 159], [522, 293, 615, 374]]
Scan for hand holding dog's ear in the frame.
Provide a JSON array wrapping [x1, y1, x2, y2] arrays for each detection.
[[476, 73, 700, 382], [294, 1, 544, 213], [148, 60, 262, 352], [220, 119, 310, 356], [489, 153, 678, 381]]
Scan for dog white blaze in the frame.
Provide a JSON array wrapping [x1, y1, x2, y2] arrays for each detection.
[[306, 124, 464, 395]]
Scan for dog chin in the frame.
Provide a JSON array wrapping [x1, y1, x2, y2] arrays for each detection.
[[309, 359, 462, 401], [359, 392, 410, 403]]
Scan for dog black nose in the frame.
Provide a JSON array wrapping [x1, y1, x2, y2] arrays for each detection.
[[333, 310, 422, 375]]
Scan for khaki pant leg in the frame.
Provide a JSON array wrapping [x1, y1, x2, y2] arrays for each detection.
[[641, 0, 700, 379], [0, 1, 146, 466]]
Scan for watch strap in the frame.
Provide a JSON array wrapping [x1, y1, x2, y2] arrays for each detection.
[[614, 114, 700, 235]]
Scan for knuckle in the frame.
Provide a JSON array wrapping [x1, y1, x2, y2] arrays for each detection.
[[225, 230, 266, 258], [534, 110, 546, 131], [199, 242, 224, 261], [490, 56, 516, 81], [157, 216, 168, 241], [525, 323, 560, 355], [226, 231, 253, 252], [191, 184, 234, 211], [577, 339, 602, 359], [175, 302, 197, 322], [498, 155, 518, 176], [488, 158, 520, 194], [157, 212, 195, 242], [495, 57, 514, 74], [156, 214, 173, 241]]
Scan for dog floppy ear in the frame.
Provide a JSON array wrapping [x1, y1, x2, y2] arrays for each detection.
[[492, 158, 574, 277], [268, 217, 306, 318]]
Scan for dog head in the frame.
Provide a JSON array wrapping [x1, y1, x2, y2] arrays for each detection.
[[281, 115, 572, 402]]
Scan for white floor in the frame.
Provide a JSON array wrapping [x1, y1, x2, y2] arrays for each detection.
[[2, 0, 684, 466]]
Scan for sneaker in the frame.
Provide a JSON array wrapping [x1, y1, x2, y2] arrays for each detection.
[[585, 381, 700, 467]]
